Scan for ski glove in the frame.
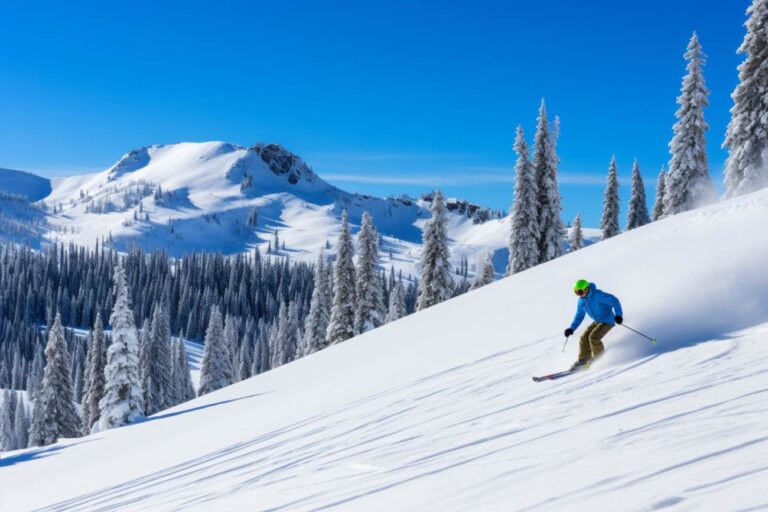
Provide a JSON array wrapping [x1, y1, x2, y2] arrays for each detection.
[[564, 328, 574, 337], [615, 315, 623, 325]]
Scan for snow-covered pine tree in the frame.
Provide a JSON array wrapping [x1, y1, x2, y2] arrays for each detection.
[[601, 156, 621, 240], [172, 336, 195, 404], [652, 166, 668, 221], [27, 345, 44, 399], [223, 314, 240, 380], [14, 399, 29, 450], [237, 321, 254, 380], [569, 213, 584, 252], [97, 264, 144, 432], [1, 392, 15, 451], [416, 190, 452, 311], [507, 126, 539, 275], [81, 312, 106, 434], [199, 307, 234, 396], [326, 210, 357, 344], [252, 321, 271, 375], [304, 251, 330, 355], [471, 251, 495, 290], [272, 301, 298, 368], [627, 160, 651, 229], [138, 326, 152, 411], [354, 212, 384, 334], [145, 302, 172, 414], [28, 313, 80, 446], [666, 33, 714, 214], [532, 100, 565, 263], [724, 0, 768, 196], [71, 341, 85, 403], [385, 280, 407, 323]]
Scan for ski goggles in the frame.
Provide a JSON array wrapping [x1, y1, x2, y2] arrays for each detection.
[[574, 288, 588, 296]]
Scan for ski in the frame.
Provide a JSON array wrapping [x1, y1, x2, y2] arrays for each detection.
[[532, 367, 588, 382]]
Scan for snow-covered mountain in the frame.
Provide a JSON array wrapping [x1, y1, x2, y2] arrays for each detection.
[[3, 142, 598, 277], [3, 185, 767, 511]]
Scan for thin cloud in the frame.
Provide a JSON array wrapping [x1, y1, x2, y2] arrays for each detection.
[[309, 151, 475, 164], [323, 171, 606, 187]]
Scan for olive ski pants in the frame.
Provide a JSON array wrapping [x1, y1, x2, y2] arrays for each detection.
[[578, 322, 613, 362]]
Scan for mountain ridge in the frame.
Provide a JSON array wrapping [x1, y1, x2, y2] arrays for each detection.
[[3, 141, 595, 277]]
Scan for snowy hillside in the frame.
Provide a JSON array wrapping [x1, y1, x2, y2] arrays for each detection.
[[3, 186, 768, 511], [6, 141, 597, 277]]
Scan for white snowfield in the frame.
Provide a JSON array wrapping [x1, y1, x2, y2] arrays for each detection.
[[3, 188, 768, 512]]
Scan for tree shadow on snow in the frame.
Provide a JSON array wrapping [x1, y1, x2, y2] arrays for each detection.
[[0, 439, 96, 468], [139, 393, 269, 424]]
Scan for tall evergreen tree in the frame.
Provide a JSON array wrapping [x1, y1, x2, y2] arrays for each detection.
[[138, 326, 151, 407], [81, 312, 106, 434], [198, 307, 234, 396], [28, 313, 80, 446], [667, 33, 714, 214], [326, 210, 357, 344], [724, 0, 768, 196], [171, 336, 195, 404], [471, 251, 495, 290], [71, 341, 85, 403], [568, 213, 584, 252], [304, 251, 330, 355], [507, 126, 539, 275], [14, 399, 29, 449], [385, 280, 407, 323], [354, 212, 384, 334], [27, 345, 45, 400], [601, 156, 621, 240], [272, 301, 298, 368], [1, 392, 15, 451], [237, 321, 255, 380], [145, 303, 172, 414], [252, 322, 271, 375], [223, 314, 240, 380], [98, 264, 144, 432], [532, 100, 565, 263], [652, 166, 668, 221], [417, 190, 452, 311], [627, 160, 651, 229]]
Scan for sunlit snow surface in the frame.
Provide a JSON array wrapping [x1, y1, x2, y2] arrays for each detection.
[[2, 188, 768, 511]]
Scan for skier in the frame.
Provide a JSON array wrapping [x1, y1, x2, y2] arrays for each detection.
[[564, 279, 623, 371]]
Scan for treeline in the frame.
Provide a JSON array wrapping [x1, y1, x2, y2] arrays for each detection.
[[0, 193, 470, 449]]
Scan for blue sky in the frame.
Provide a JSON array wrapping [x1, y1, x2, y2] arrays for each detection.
[[0, 0, 749, 226]]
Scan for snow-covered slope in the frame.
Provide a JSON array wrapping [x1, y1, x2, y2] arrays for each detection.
[[3, 187, 768, 511], [0, 168, 51, 202], [13, 141, 596, 277]]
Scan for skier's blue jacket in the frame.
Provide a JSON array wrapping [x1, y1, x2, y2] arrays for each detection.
[[570, 283, 623, 331]]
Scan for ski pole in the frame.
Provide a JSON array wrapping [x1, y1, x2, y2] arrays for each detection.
[[620, 323, 657, 345], [561, 335, 570, 353]]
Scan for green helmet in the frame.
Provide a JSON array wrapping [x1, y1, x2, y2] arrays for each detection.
[[573, 279, 590, 292]]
